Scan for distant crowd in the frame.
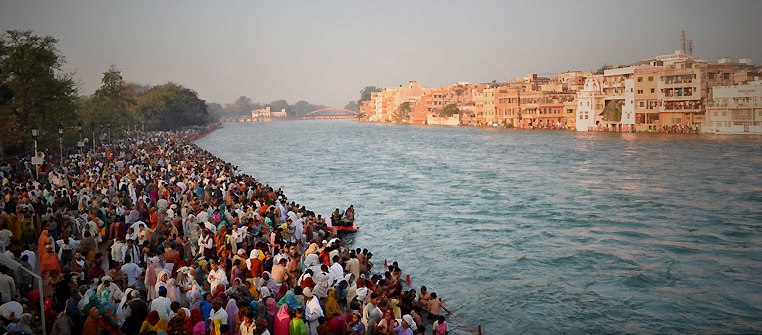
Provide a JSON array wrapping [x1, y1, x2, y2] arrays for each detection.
[[0, 126, 450, 335]]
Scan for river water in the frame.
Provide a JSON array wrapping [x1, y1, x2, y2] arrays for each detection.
[[196, 120, 762, 334]]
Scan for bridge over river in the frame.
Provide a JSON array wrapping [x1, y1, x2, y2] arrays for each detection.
[[221, 108, 358, 123]]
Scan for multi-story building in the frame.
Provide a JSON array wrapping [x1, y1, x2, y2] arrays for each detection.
[[251, 106, 271, 118], [705, 80, 762, 134], [576, 75, 605, 131], [657, 61, 733, 128], [599, 67, 635, 131], [359, 100, 372, 121], [520, 91, 577, 129], [470, 86, 495, 126], [633, 67, 662, 131], [494, 83, 522, 127]]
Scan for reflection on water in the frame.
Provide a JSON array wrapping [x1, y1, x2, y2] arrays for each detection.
[[197, 120, 762, 334]]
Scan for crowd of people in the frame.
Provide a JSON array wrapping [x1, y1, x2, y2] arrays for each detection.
[[0, 126, 451, 335]]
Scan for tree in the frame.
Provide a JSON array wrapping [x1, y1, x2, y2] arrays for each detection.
[[206, 102, 224, 121], [0, 30, 78, 150], [394, 102, 412, 123], [92, 65, 134, 127], [344, 100, 359, 112], [603, 100, 623, 122], [269, 100, 289, 117], [595, 64, 613, 75], [224, 96, 256, 116], [439, 104, 460, 117], [135, 83, 209, 130], [358, 86, 382, 104]]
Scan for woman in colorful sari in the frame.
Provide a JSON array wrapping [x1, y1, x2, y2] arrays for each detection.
[[225, 299, 239, 335], [98, 307, 122, 335], [82, 307, 101, 335], [139, 310, 165, 334], [188, 309, 206, 335], [273, 304, 291, 335], [324, 289, 341, 320]]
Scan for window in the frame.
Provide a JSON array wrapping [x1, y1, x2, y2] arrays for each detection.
[[650, 88, 655, 94], [708, 73, 715, 80], [638, 77, 643, 82], [637, 89, 643, 94], [639, 101, 645, 107], [648, 76, 653, 81], [723, 73, 730, 80]]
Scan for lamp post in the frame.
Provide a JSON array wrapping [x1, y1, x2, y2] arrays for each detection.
[[100, 122, 105, 145], [31, 125, 39, 179], [91, 121, 96, 154], [77, 121, 83, 156], [107, 122, 112, 143], [58, 122, 64, 166]]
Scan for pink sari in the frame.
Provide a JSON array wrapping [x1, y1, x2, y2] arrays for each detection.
[[274, 304, 290, 335]]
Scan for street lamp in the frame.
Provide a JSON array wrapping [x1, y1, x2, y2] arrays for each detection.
[[58, 122, 64, 166], [77, 121, 83, 155], [90, 121, 96, 154], [31, 125, 39, 179]]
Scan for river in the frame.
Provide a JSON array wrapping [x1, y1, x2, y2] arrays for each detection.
[[195, 120, 762, 334]]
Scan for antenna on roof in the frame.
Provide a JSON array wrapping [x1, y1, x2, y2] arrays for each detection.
[[688, 39, 694, 56]]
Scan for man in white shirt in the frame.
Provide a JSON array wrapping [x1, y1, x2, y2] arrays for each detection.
[[120, 255, 143, 288], [304, 288, 323, 335], [345, 252, 360, 280], [150, 286, 172, 319], [208, 299, 228, 325], [111, 237, 125, 264], [207, 260, 228, 291], [329, 255, 344, 285]]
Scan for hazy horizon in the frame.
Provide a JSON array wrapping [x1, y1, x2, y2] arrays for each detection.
[[2, 0, 761, 107]]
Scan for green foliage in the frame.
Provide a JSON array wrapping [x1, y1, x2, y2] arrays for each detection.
[[394, 102, 412, 123], [224, 96, 259, 116], [0, 30, 78, 151], [135, 83, 209, 130], [359, 86, 382, 104], [206, 102, 224, 121], [603, 100, 624, 122], [344, 100, 359, 112], [90, 65, 135, 128], [439, 104, 460, 117]]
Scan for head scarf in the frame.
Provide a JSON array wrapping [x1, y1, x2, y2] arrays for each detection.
[[274, 304, 290, 335], [82, 307, 100, 335], [278, 291, 301, 310], [325, 289, 341, 319], [403, 314, 417, 331], [145, 310, 160, 326], [225, 299, 238, 331], [188, 309, 203, 335]]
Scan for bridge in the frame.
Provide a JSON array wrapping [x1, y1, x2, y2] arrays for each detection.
[[302, 108, 359, 119]]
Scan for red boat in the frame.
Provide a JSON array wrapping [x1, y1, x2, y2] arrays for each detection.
[[331, 222, 359, 234]]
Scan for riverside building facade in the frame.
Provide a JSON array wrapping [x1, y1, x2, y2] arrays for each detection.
[[358, 50, 760, 134]]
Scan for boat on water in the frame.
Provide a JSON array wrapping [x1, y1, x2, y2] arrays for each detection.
[[331, 222, 359, 234]]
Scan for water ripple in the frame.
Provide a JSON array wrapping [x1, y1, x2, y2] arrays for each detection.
[[196, 120, 762, 334]]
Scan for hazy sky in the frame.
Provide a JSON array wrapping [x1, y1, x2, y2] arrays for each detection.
[[2, 0, 761, 107]]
